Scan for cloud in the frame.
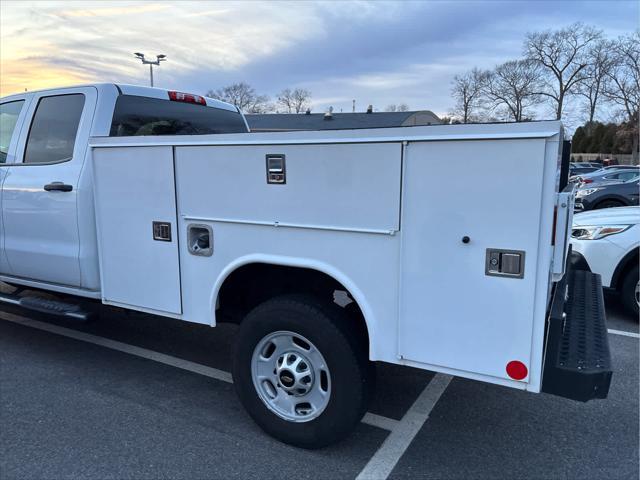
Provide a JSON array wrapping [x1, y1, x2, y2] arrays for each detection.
[[59, 3, 170, 18], [1, 0, 638, 125], [0, 57, 94, 94], [182, 8, 232, 18], [1, 1, 328, 94]]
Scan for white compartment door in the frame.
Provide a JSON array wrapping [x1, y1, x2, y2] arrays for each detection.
[[93, 146, 182, 315], [398, 139, 547, 381]]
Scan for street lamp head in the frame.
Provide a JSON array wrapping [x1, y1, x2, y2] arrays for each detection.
[[134, 52, 145, 59], [157, 54, 166, 59], [157, 54, 167, 62]]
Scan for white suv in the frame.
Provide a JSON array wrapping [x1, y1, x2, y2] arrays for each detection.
[[571, 206, 639, 316]]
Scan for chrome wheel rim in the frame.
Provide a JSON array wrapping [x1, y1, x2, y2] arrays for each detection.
[[251, 330, 331, 422]]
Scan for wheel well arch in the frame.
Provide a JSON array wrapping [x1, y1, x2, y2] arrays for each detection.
[[211, 255, 374, 355], [611, 247, 639, 290]]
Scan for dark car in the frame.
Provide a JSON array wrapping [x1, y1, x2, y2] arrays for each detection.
[[569, 165, 600, 177], [571, 162, 602, 168], [575, 177, 640, 211]]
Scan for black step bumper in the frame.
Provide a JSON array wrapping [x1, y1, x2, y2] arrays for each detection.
[[541, 267, 612, 402]]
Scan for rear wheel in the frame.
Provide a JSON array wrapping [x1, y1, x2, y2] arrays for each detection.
[[233, 294, 373, 448], [620, 265, 639, 318]]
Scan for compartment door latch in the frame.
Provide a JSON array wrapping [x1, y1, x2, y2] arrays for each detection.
[[485, 249, 525, 278], [152, 221, 172, 242], [266, 154, 286, 184]]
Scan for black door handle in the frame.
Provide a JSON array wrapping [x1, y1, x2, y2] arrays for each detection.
[[44, 182, 73, 192]]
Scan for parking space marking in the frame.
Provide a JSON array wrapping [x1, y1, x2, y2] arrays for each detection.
[[608, 328, 640, 339], [0, 311, 397, 431], [0, 311, 234, 382], [362, 413, 400, 431], [356, 373, 453, 480]]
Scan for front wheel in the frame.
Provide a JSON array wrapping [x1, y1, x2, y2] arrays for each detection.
[[232, 294, 373, 448], [595, 199, 625, 209]]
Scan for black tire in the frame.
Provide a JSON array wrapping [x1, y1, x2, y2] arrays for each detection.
[[594, 199, 625, 210], [233, 294, 374, 448], [620, 264, 639, 318]]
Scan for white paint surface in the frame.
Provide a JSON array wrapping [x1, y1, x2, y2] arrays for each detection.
[[93, 146, 182, 314]]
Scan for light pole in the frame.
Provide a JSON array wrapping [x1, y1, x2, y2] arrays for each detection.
[[134, 52, 166, 87]]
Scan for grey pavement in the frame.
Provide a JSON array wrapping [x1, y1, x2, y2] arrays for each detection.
[[0, 284, 637, 479]]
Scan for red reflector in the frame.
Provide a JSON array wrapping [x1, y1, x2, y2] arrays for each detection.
[[168, 91, 206, 106], [506, 361, 528, 380], [582, 179, 593, 184]]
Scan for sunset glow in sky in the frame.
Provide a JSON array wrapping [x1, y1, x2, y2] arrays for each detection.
[[1, 0, 638, 118]]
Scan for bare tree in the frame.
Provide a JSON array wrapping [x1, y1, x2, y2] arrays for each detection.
[[206, 82, 273, 113], [482, 60, 541, 122], [577, 38, 615, 122], [385, 103, 409, 112], [603, 32, 640, 161], [603, 32, 640, 121], [525, 22, 602, 119], [450, 68, 487, 123], [277, 88, 312, 113]]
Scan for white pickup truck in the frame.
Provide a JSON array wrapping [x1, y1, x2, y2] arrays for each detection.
[[0, 84, 612, 448]]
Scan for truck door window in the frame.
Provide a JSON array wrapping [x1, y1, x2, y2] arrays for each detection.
[[24, 94, 85, 164], [110, 95, 248, 136], [0, 100, 25, 163]]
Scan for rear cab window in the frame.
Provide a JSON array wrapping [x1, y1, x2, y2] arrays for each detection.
[[0, 100, 25, 163], [110, 95, 248, 136]]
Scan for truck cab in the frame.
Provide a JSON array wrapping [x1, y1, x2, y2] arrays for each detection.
[[0, 84, 247, 294]]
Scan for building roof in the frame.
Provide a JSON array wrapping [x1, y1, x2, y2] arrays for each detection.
[[246, 110, 441, 132]]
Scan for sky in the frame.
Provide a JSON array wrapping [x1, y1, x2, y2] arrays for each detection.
[[1, 0, 638, 121]]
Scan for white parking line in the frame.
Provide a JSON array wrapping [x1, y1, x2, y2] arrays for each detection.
[[608, 328, 640, 339], [356, 373, 453, 480], [0, 311, 234, 382], [0, 311, 397, 431], [362, 413, 400, 432]]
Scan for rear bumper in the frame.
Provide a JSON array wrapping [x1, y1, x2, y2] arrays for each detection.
[[541, 262, 612, 402]]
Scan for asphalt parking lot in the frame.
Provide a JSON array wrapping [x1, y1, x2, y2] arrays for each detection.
[[0, 285, 637, 480]]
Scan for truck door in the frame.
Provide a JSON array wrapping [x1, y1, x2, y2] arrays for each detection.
[[1, 87, 97, 287], [398, 138, 550, 382], [0, 96, 31, 276]]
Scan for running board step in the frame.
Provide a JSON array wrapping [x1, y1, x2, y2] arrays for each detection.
[[0, 292, 90, 321], [542, 269, 612, 402]]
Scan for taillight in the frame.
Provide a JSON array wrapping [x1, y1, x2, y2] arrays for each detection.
[[168, 91, 207, 106], [582, 178, 593, 184]]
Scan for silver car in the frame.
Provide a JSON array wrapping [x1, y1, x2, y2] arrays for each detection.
[[572, 167, 639, 186]]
